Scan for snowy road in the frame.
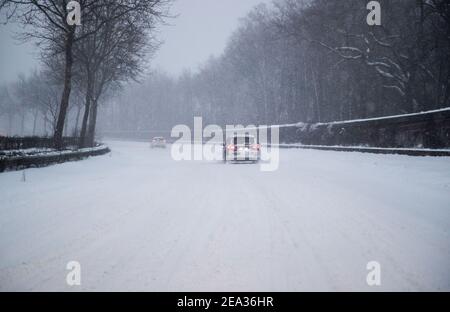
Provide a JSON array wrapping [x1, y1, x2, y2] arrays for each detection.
[[1, 140, 450, 291]]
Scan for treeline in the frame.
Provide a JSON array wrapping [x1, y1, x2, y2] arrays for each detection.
[[101, 0, 450, 133], [0, 71, 83, 138], [0, 0, 171, 147]]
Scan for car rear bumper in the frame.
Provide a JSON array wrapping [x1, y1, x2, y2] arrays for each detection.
[[226, 151, 260, 161]]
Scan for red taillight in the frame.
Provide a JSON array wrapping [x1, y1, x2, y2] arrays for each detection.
[[251, 144, 261, 151], [227, 144, 236, 151]]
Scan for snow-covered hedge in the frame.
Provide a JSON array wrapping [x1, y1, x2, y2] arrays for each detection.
[[0, 137, 79, 151], [0, 144, 110, 172]]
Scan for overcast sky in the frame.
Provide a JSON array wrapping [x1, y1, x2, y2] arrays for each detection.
[[0, 0, 270, 84]]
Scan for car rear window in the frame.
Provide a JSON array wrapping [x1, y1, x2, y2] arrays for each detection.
[[230, 136, 255, 145]]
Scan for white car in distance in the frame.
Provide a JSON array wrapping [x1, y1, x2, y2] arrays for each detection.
[[151, 137, 167, 149]]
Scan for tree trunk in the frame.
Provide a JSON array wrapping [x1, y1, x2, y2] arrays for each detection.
[[74, 104, 82, 136], [312, 68, 321, 122], [32, 110, 38, 135], [43, 114, 48, 136], [53, 27, 75, 149], [64, 113, 68, 136], [20, 110, 25, 136], [7, 113, 13, 136], [86, 99, 99, 147], [79, 70, 94, 147], [79, 102, 90, 147]]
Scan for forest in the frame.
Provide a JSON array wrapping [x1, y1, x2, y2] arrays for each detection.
[[1, 0, 449, 141]]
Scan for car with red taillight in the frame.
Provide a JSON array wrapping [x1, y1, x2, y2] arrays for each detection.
[[223, 134, 261, 163]]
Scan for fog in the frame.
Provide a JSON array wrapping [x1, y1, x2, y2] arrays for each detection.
[[0, 23, 38, 85], [153, 0, 272, 76], [0, 0, 449, 143], [0, 0, 270, 84]]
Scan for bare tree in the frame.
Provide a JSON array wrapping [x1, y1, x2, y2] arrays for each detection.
[[0, 0, 171, 147], [73, 0, 166, 146]]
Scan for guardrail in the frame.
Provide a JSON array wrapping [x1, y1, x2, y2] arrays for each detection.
[[275, 144, 450, 157], [279, 107, 450, 149], [0, 144, 111, 172]]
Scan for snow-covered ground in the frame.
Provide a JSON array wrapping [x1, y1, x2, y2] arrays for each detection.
[[0, 140, 449, 291]]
